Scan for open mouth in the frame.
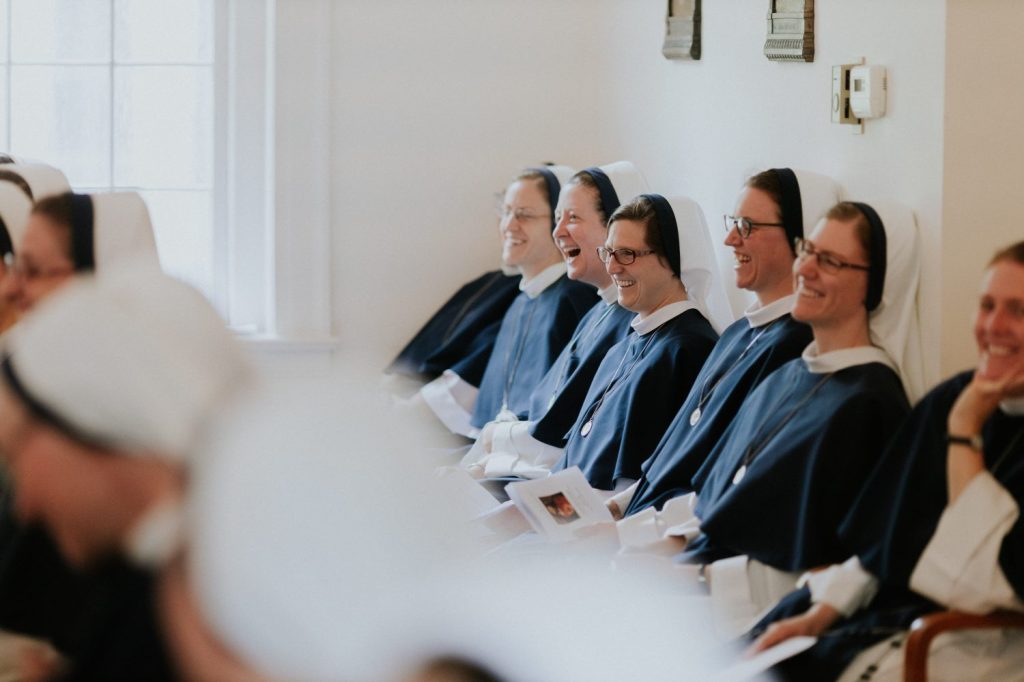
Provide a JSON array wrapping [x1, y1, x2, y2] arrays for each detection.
[[614, 277, 636, 289], [733, 252, 751, 269], [987, 343, 1019, 358]]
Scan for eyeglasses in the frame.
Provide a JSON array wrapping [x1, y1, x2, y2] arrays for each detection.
[[793, 238, 870, 274], [2, 253, 74, 282], [499, 207, 549, 224], [596, 246, 656, 266], [723, 215, 785, 239]]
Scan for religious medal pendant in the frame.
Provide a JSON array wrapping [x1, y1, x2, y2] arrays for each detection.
[[689, 407, 702, 426], [732, 465, 747, 485], [580, 418, 594, 437]]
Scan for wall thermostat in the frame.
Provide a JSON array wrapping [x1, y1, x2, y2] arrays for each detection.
[[849, 65, 887, 119]]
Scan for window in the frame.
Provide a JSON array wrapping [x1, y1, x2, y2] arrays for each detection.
[[1, 0, 216, 300], [1, 0, 334, 345]]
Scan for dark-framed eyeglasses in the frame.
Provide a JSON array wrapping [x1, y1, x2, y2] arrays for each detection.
[[597, 246, 656, 266], [723, 214, 785, 239], [794, 238, 870, 274]]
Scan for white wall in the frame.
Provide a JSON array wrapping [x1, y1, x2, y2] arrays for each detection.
[[941, 0, 1024, 374], [328, 1, 949, 385], [330, 1, 628, 365], [590, 0, 947, 384]]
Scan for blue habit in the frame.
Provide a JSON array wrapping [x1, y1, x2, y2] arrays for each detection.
[[387, 270, 522, 386], [471, 276, 596, 429], [526, 300, 634, 447], [756, 371, 1024, 680], [625, 314, 812, 515], [554, 308, 718, 490], [681, 358, 910, 571]]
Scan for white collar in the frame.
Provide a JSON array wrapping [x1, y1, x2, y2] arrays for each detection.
[[597, 283, 618, 304], [631, 300, 698, 336], [744, 293, 796, 328], [1001, 396, 1024, 416], [519, 261, 566, 299], [801, 341, 898, 375]]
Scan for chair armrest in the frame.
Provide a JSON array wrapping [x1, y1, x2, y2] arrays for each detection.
[[904, 610, 1024, 682]]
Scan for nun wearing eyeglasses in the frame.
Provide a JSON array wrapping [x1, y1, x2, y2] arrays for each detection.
[[386, 168, 576, 393], [747, 241, 1024, 682], [549, 193, 720, 493], [610, 168, 835, 520], [0, 268, 249, 681], [420, 167, 597, 438], [0, 191, 161, 313], [660, 201, 923, 635], [461, 162, 653, 479]]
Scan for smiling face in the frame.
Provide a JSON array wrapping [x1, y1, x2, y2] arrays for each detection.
[[724, 187, 795, 303], [975, 259, 1024, 384], [499, 179, 560, 279], [1, 211, 76, 313], [605, 219, 678, 317], [791, 218, 871, 334], [553, 182, 610, 289]]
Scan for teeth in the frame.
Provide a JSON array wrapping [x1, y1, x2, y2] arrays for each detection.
[[506, 239, 524, 246], [988, 345, 1016, 357], [615, 279, 636, 288]]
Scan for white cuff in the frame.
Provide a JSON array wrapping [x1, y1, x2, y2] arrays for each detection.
[[803, 556, 878, 617], [419, 370, 479, 438], [707, 556, 800, 638], [608, 481, 639, 516], [910, 471, 1024, 613], [483, 421, 565, 479], [616, 493, 698, 549]]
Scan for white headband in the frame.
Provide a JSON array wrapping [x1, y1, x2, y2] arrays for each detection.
[[3, 266, 250, 457]]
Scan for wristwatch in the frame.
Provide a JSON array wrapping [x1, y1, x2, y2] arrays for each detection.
[[946, 432, 983, 452]]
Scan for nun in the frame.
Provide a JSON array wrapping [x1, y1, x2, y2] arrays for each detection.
[[669, 201, 921, 632], [386, 166, 575, 392], [551, 193, 720, 492], [158, 370, 731, 681], [420, 167, 597, 437], [611, 168, 836, 519], [1, 191, 161, 312], [749, 241, 1024, 681], [0, 268, 250, 680], [0, 180, 34, 333], [462, 162, 650, 479]]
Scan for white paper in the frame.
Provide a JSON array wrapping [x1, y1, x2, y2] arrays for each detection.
[[506, 467, 613, 542], [712, 636, 817, 682]]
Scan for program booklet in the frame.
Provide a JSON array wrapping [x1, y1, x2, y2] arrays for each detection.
[[505, 467, 613, 542]]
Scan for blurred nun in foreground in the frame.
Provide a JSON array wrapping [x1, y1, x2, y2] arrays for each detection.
[[164, 364, 737, 681]]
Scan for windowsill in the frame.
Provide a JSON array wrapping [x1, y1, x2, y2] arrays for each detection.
[[236, 334, 339, 353]]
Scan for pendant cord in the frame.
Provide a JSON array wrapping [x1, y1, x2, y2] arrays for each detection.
[[692, 319, 779, 418], [548, 304, 618, 403], [500, 300, 538, 412], [733, 371, 833, 481], [579, 328, 660, 435]]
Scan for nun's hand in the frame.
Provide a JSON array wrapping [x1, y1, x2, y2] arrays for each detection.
[[606, 498, 623, 521], [950, 354, 1024, 435], [746, 603, 839, 656]]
